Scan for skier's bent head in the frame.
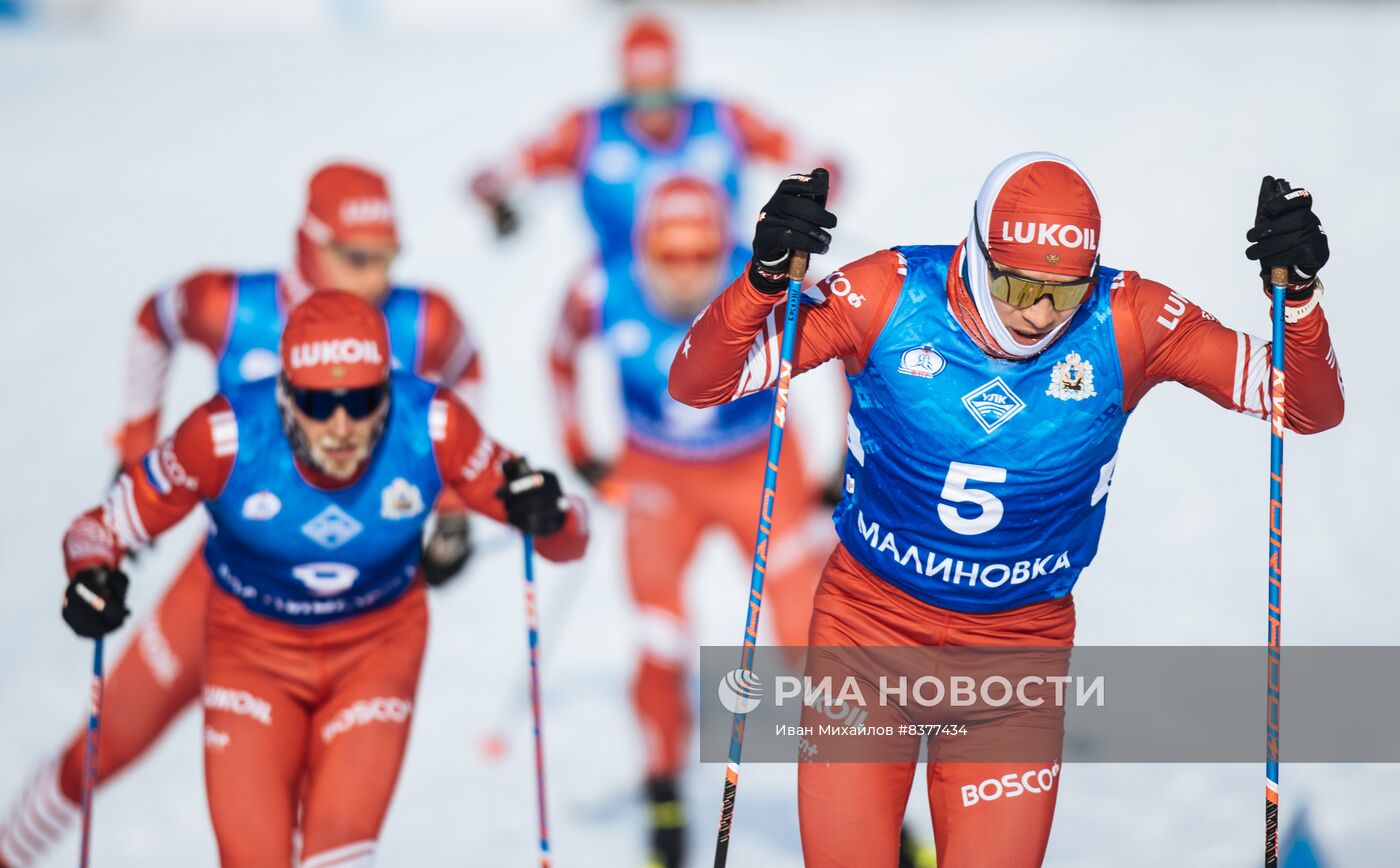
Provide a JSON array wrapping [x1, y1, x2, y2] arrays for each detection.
[[621, 15, 680, 136], [639, 176, 730, 319], [297, 162, 400, 303], [277, 290, 393, 481], [966, 152, 1103, 357]]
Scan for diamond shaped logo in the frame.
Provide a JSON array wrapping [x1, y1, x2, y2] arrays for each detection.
[[961, 377, 1026, 434], [301, 504, 363, 549]]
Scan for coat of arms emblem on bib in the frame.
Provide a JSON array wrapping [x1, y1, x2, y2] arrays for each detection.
[[1047, 352, 1096, 401]]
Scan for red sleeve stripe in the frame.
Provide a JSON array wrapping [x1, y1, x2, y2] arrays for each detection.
[[1231, 331, 1246, 407], [209, 410, 238, 457], [461, 434, 495, 482], [440, 330, 478, 385], [0, 758, 79, 866], [1232, 332, 1271, 419], [63, 515, 118, 566], [732, 309, 780, 400], [153, 282, 184, 342], [101, 474, 150, 548], [300, 839, 378, 868], [124, 326, 173, 422], [428, 398, 448, 442]]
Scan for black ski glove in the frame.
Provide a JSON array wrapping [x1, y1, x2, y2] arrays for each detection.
[[63, 567, 131, 638], [572, 457, 613, 489], [820, 472, 847, 508], [496, 458, 570, 536], [421, 513, 473, 587], [489, 199, 521, 238], [749, 168, 837, 293], [1246, 176, 1328, 298]]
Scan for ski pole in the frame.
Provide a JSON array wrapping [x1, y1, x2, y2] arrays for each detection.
[[478, 553, 589, 763], [78, 637, 104, 868], [520, 533, 552, 868], [713, 249, 809, 868], [1264, 265, 1288, 868]]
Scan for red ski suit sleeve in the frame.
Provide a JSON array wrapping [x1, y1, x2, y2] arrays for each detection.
[[668, 251, 1344, 433], [471, 110, 589, 202], [66, 391, 587, 579], [417, 288, 485, 411], [416, 288, 486, 515], [118, 270, 238, 465], [516, 110, 590, 178], [547, 264, 604, 468]]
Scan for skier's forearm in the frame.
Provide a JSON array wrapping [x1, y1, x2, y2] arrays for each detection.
[[668, 272, 781, 408], [118, 299, 176, 462], [531, 497, 590, 563], [1119, 274, 1344, 432], [548, 360, 591, 468], [548, 284, 598, 466], [451, 457, 589, 563], [62, 462, 204, 579], [1278, 303, 1345, 433]]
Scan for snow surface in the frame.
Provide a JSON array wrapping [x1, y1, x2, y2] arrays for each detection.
[[0, 2, 1396, 865]]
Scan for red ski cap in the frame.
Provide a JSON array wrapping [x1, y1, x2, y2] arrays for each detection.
[[301, 162, 398, 248], [621, 15, 677, 92], [978, 153, 1100, 278], [640, 176, 727, 258], [281, 290, 391, 390]]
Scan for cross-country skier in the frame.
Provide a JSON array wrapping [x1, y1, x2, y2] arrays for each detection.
[[54, 291, 588, 867], [549, 176, 826, 868], [0, 163, 484, 867], [668, 157, 1344, 866], [467, 14, 834, 263]]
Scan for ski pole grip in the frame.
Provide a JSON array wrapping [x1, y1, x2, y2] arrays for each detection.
[[1270, 266, 1290, 288], [788, 250, 810, 282]]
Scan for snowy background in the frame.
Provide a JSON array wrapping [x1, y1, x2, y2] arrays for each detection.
[[1, 0, 1396, 865]]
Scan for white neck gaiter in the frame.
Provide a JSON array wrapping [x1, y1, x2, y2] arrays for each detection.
[[963, 150, 1100, 359]]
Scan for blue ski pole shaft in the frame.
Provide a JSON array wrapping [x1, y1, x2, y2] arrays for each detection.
[[713, 249, 809, 868], [78, 636, 104, 868], [1264, 266, 1288, 868], [521, 534, 552, 867]]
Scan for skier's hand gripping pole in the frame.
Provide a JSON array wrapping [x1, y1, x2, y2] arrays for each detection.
[[713, 169, 834, 868]]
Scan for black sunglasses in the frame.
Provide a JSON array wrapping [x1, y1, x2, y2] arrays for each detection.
[[330, 244, 398, 270], [289, 382, 389, 421]]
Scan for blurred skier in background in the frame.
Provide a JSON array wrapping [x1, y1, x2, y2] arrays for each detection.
[[670, 158, 1344, 866], [51, 291, 589, 867], [0, 163, 485, 867], [468, 13, 836, 265], [549, 177, 828, 868]]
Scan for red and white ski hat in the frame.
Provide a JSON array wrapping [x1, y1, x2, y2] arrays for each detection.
[[976, 152, 1100, 278], [280, 290, 391, 390], [965, 152, 1102, 357], [300, 162, 398, 248], [621, 15, 678, 92], [639, 176, 727, 257]]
